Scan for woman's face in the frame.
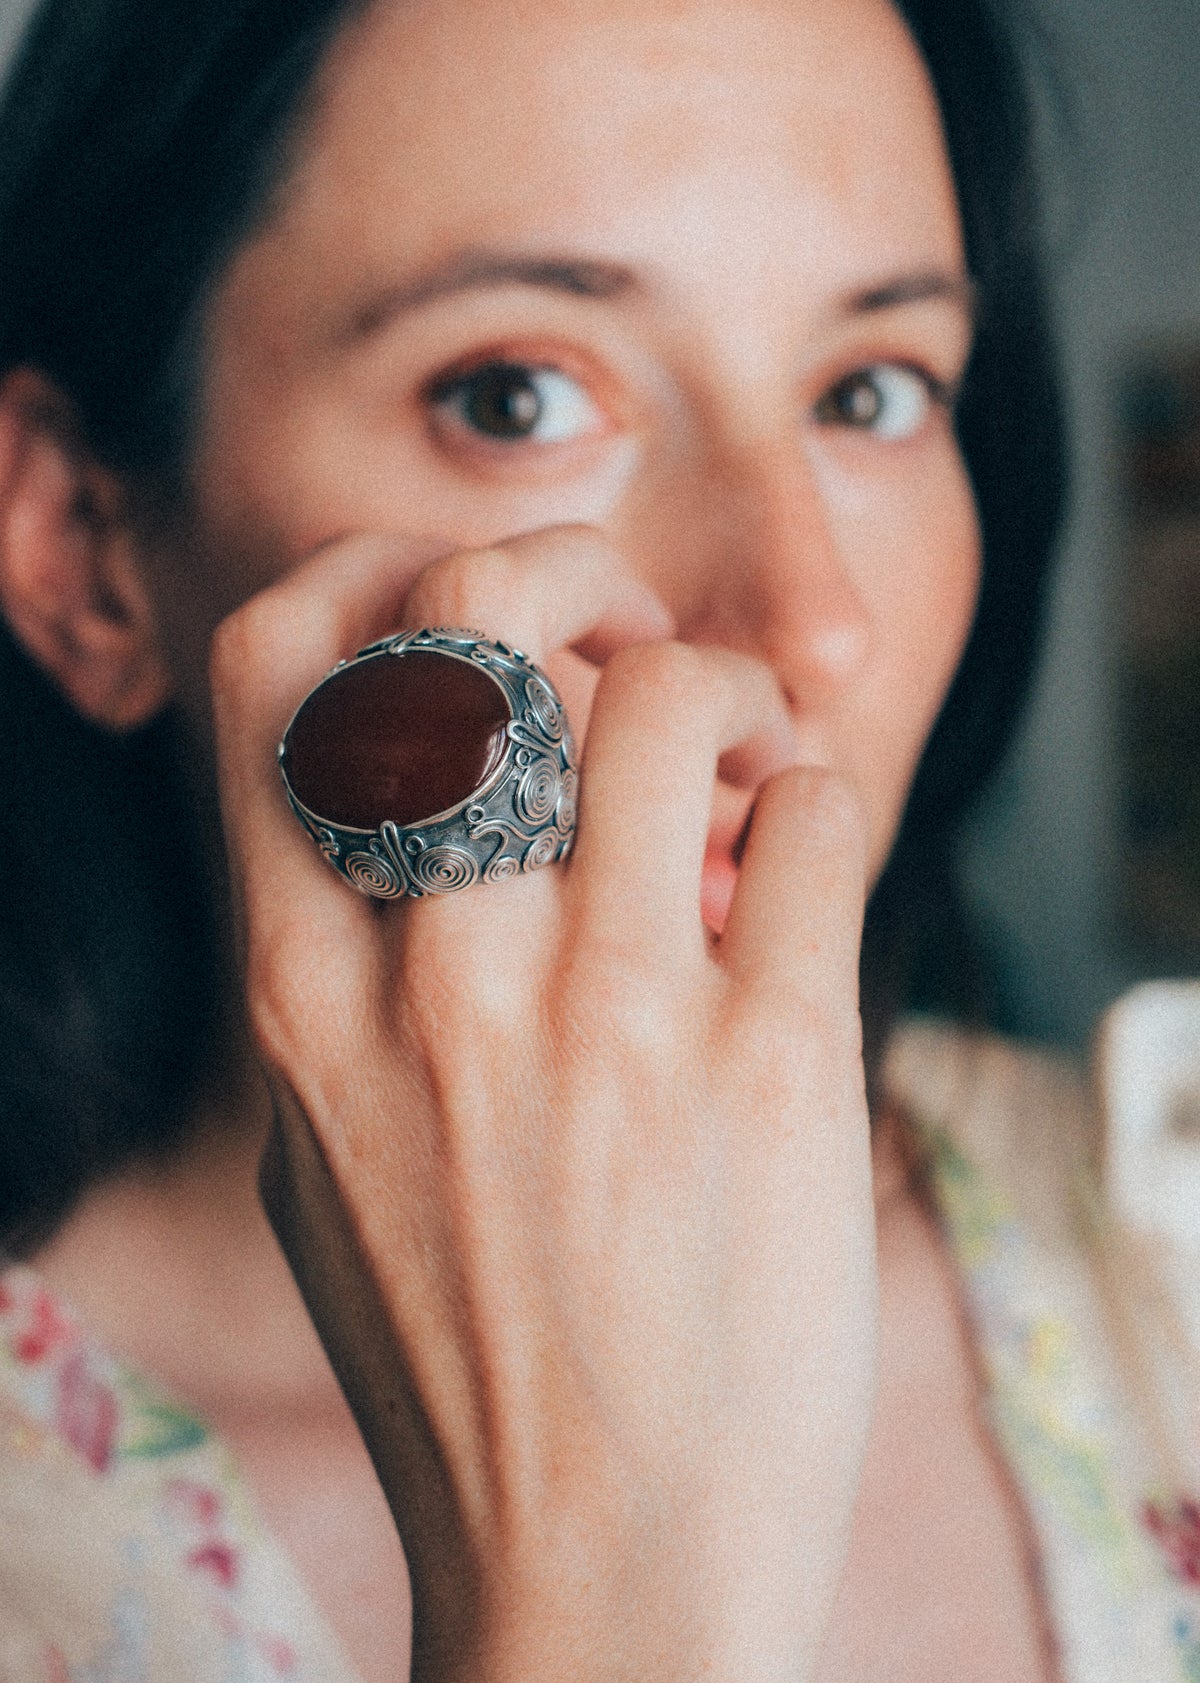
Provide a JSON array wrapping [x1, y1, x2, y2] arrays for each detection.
[[166, 0, 979, 926]]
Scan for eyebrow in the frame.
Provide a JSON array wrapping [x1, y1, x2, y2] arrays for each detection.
[[345, 251, 640, 339], [341, 248, 976, 341], [847, 271, 978, 323]]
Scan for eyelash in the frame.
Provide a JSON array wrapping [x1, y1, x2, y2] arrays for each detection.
[[426, 359, 604, 448], [813, 364, 958, 440], [425, 355, 958, 451]]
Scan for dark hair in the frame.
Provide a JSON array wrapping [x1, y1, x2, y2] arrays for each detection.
[[0, 0, 1066, 1250], [860, 0, 1068, 1091]]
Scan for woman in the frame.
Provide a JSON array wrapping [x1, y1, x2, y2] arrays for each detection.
[[2, 0, 1158, 1678]]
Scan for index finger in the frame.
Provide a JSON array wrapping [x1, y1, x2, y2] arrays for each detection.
[[210, 526, 669, 953]]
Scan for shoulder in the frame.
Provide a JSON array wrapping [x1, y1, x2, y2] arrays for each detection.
[[884, 1018, 1200, 1682], [884, 1016, 1098, 1260], [882, 1018, 1151, 1467]]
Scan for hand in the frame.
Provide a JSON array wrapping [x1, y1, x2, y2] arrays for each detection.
[[210, 525, 877, 1683]]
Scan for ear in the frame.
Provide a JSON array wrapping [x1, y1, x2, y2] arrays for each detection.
[[0, 367, 171, 731]]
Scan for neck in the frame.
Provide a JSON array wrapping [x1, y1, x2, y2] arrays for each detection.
[[30, 1061, 342, 1422]]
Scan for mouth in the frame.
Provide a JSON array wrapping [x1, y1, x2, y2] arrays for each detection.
[[701, 848, 739, 934]]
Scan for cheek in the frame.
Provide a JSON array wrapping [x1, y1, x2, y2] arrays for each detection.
[[190, 392, 365, 570], [866, 444, 980, 715], [851, 457, 981, 874], [913, 467, 981, 709]]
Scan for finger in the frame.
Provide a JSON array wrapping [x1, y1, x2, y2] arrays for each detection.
[[212, 527, 669, 965], [210, 533, 441, 962], [718, 767, 867, 1015], [400, 523, 672, 667], [214, 525, 667, 866], [567, 641, 798, 960], [382, 527, 672, 963]]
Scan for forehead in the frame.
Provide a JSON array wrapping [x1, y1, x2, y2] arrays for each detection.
[[223, 0, 962, 338]]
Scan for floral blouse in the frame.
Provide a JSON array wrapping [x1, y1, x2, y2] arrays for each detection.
[[3, 1020, 1200, 1681], [0, 1268, 355, 1682], [886, 1021, 1200, 1683]]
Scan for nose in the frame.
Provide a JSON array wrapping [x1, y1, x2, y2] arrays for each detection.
[[643, 435, 872, 709]]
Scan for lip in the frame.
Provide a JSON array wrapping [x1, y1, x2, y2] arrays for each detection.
[[701, 847, 739, 934], [701, 801, 755, 935]]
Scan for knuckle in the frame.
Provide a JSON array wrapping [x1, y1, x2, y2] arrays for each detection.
[[769, 766, 867, 862], [554, 941, 675, 1059], [407, 545, 522, 630], [398, 917, 515, 1049], [725, 996, 859, 1109], [603, 637, 705, 715], [244, 924, 369, 1074], [501, 521, 615, 584], [209, 589, 333, 703]]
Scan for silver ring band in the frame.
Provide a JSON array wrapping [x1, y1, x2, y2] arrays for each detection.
[[278, 628, 578, 899]]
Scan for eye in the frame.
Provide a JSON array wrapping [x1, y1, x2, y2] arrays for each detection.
[[429, 360, 601, 444], [816, 364, 947, 441]]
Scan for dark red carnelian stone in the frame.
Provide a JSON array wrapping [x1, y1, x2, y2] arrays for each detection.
[[283, 648, 511, 830]]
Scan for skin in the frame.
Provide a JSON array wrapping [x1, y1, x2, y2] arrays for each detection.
[[179, 0, 977, 912], [0, 0, 1055, 1676]]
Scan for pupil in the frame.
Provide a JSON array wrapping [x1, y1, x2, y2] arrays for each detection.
[[842, 377, 881, 425], [467, 366, 542, 437]]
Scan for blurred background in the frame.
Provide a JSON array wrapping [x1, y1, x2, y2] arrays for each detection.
[[956, 0, 1200, 1046], [1, 0, 1197, 1050]]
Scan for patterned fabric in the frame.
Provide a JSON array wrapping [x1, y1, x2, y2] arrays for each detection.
[[887, 1020, 1200, 1683], [0, 1268, 358, 1683], [4, 1022, 1200, 1680]]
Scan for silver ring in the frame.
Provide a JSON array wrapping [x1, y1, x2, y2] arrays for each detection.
[[278, 627, 578, 899]]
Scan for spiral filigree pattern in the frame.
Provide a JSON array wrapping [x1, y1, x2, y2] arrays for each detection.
[[515, 756, 560, 826], [523, 830, 559, 872], [345, 850, 403, 898], [484, 852, 521, 885], [524, 674, 564, 743], [285, 627, 576, 900], [410, 845, 480, 894], [555, 769, 578, 836]]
